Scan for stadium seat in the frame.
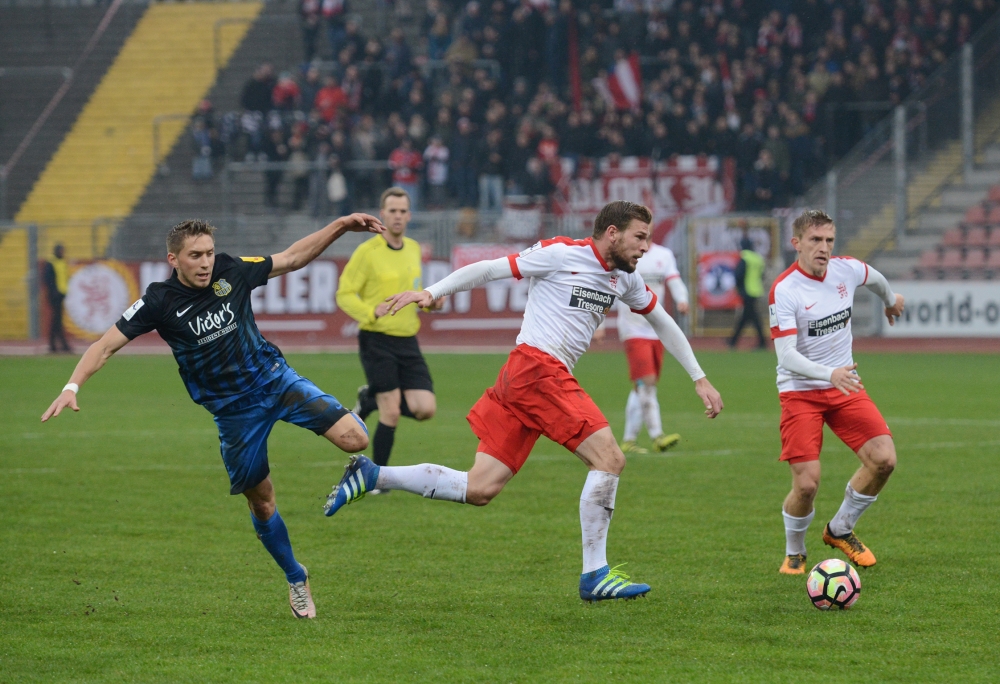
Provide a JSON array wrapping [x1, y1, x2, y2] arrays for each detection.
[[987, 206, 1000, 226], [988, 186, 1000, 203], [965, 226, 988, 247], [915, 249, 942, 279], [964, 205, 988, 225], [940, 249, 964, 278], [963, 249, 986, 270], [989, 228, 1000, 248], [919, 249, 942, 267], [986, 250, 1000, 275], [942, 228, 965, 247]]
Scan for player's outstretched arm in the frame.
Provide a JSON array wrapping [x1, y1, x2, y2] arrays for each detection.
[[385, 257, 514, 315], [41, 326, 131, 422], [643, 306, 724, 418], [270, 213, 385, 278], [862, 264, 905, 326]]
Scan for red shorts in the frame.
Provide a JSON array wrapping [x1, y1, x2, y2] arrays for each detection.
[[466, 344, 609, 474], [624, 338, 664, 382], [779, 388, 892, 464]]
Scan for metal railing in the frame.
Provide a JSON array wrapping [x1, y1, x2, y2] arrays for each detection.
[[804, 10, 1000, 258]]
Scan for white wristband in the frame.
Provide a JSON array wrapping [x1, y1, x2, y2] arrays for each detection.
[[63, 383, 79, 394]]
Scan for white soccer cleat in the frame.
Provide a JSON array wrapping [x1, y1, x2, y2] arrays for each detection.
[[288, 564, 316, 619]]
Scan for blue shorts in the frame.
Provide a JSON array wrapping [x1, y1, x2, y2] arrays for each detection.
[[213, 367, 361, 495]]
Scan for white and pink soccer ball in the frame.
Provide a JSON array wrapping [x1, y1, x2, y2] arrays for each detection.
[[807, 559, 861, 610]]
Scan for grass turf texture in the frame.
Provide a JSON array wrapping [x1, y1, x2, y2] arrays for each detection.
[[1, 351, 998, 682]]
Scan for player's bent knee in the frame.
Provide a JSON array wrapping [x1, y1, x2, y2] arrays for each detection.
[[603, 448, 626, 475], [412, 406, 435, 421], [339, 429, 369, 453], [794, 479, 819, 501], [380, 407, 402, 425], [248, 499, 275, 521]]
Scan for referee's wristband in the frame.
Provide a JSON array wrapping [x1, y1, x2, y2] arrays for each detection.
[[63, 383, 79, 394]]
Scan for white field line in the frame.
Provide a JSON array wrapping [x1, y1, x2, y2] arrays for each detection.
[[7, 440, 998, 476]]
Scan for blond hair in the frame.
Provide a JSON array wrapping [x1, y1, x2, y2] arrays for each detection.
[[792, 209, 834, 239]]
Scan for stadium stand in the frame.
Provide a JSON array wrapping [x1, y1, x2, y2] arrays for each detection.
[[0, 3, 146, 217], [14, 2, 263, 258], [131, 0, 994, 223], [914, 175, 1000, 279], [0, 2, 263, 339]]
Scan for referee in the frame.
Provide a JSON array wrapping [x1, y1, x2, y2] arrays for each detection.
[[337, 187, 442, 477]]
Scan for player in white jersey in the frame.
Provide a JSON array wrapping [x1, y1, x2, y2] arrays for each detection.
[[324, 201, 724, 601], [769, 210, 904, 574], [615, 243, 690, 454]]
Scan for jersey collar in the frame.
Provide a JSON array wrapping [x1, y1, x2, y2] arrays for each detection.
[[794, 261, 827, 282], [585, 237, 612, 271]]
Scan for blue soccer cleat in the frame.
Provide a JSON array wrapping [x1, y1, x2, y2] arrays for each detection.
[[324, 455, 380, 517], [579, 564, 651, 602]]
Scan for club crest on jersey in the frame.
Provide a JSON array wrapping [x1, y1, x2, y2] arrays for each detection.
[[212, 279, 232, 297], [609, 275, 619, 288], [837, 282, 848, 299]]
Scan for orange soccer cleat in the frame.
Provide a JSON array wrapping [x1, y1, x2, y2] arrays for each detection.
[[779, 553, 808, 575], [822, 524, 877, 567]]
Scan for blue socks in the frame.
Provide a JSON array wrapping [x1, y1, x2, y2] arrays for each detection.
[[251, 509, 306, 584]]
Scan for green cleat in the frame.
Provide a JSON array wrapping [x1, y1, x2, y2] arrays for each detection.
[[652, 433, 681, 452], [620, 440, 648, 454]]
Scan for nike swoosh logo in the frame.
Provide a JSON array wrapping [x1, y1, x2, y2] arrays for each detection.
[[805, 302, 818, 310], [176, 306, 193, 317]]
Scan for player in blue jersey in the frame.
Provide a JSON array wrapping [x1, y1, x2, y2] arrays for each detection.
[[41, 215, 383, 619]]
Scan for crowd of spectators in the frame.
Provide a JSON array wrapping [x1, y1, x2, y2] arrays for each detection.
[[190, 0, 996, 213]]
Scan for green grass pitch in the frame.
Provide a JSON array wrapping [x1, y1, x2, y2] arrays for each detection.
[[2, 350, 998, 682]]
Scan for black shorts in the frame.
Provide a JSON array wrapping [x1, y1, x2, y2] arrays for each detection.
[[358, 330, 434, 395]]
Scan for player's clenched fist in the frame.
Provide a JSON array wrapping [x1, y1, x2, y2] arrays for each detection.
[[41, 389, 79, 422], [884, 294, 905, 326], [695, 378, 724, 419]]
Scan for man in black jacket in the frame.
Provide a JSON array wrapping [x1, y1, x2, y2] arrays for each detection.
[[43, 243, 71, 353]]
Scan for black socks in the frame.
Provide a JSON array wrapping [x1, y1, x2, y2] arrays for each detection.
[[373, 422, 396, 466]]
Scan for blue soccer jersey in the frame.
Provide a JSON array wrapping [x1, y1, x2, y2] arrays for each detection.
[[116, 253, 287, 413]]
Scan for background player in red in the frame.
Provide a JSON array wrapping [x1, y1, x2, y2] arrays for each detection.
[[613, 241, 690, 454], [769, 210, 905, 574], [325, 201, 724, 601]]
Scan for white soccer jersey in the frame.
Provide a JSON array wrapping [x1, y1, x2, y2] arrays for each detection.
[[768, 256, 869, 392], [616, 243, 683, 341], [508, 237, 656, 371]]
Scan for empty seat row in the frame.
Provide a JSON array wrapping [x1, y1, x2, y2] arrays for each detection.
[[941, 226, 1000, 248], [915, 247, 1000, 279]]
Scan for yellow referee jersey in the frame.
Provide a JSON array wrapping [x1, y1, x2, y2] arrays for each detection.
[[336, 235, 423, 336]]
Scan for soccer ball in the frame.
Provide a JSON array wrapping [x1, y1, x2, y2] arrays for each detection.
[[806, 559, 861, 610]]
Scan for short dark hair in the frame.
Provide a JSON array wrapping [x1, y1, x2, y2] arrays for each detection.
[[167, 219, 216, 254], [792, 209, 834, 239], [380, 187, 411, 209], [593, 201, 652, 239]]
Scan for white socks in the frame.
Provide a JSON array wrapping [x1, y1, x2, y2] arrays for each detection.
[[782, 508, 815, 556], [623, 390, 642, 441], [623, 384, 663, 442], [375, 464, 468, 503], [829, 484, 877, 536], [783, 484, 878, 554], [580, 470, 619, 573], [636, 383, 663, 439]]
